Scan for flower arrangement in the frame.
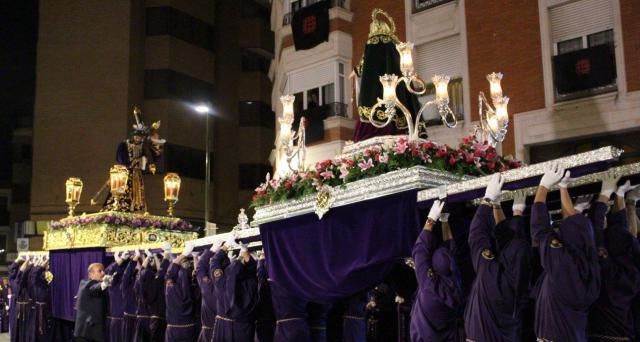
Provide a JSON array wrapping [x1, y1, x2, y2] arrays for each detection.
[[252, 136, 522, 207], [49, 211, 198, 232]]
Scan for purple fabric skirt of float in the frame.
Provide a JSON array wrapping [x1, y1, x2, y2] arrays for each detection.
[[260, 190, 421, 303]]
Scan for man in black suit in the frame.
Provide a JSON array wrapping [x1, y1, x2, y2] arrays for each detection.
[[74, 262, 113, 342]]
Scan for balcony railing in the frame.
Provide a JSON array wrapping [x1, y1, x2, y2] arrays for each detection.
[[412, 0, 455, 14], [293, 102, 348, 143], [283, 0, 347, 26]]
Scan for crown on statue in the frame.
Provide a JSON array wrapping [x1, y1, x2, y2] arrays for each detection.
[[130, 106, 149, 137]]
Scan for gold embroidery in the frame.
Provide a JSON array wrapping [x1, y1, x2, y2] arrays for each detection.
[[481, 249, 495, 260], [358, 106, 408, 129]]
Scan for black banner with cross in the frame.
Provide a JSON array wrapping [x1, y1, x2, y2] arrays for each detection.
[[291, 1, 330, 51], [553, 44, 616, 95]]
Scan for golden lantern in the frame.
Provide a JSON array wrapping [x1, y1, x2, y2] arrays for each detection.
[[163, 173, 181, 216], [65, 177, 83, 217], [109, 165, 129, 211]]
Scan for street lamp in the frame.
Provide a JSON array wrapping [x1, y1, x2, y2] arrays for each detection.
[[192, 104, 212, 227]]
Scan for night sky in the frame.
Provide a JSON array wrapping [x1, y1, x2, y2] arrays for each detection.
[[0, 1, 38, 185]]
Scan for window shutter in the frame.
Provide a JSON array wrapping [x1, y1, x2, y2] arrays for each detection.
[[415, 34, 463, 81], [550, 0, 613, 43], [288, 62, 335, 94]]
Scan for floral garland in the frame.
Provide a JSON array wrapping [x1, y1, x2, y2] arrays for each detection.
[[252, 136, 522, 207], [49, 212, 197, 232]]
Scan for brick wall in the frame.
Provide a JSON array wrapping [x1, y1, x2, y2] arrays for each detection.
[[465, 0, 545, 156], [621, 0, 640, 92]]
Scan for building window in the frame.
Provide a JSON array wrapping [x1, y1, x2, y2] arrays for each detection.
[[414, 35, 464, 126], [412, 0, 455, 14], [144, 69, 214, 103], [549, 0, 616, 102], [552, 29, 616, 101], [164, 143, 209, 180], [242, 50, 271, 73], [146, 7, 215, 52], [239, 101, 275, 129], [239, 164, 272, 190], [283, 0, 346, 25]]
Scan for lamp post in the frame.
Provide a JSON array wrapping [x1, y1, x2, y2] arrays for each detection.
[[194, 104, 211, 226]]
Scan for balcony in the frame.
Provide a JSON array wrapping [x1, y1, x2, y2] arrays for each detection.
[[283, 0, 347, 26], [293, 102, 348, 143], [553, 44, 617, 102]]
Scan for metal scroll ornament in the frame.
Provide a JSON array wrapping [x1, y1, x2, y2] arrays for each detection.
[[314, 185, 335, 219]]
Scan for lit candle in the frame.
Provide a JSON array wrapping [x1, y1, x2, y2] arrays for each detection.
[[396, 42, 415, 75], [494, 96, 510, 121], [163, 173, 181, 202], [432, 75, 450, 102], [487, 72, 503, 99], [280, 95, 295, 121], [380, 74, 398, 102]]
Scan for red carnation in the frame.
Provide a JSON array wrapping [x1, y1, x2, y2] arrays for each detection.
[[448, 156, 457, 166]]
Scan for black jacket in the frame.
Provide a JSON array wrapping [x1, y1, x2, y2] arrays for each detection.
[[74, 279, 108, 342]]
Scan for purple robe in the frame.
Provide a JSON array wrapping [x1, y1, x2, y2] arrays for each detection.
[[133, 265, 153, 341], [29, 266, 51, 342], [269, 278, 310, 342], [531, 202, 600, 341], [147, 259, 169, 342], [9, 262, 20, 342], [255, 259, 275, 342], [588, 207, 640, 339], [121, 260, 138, 341], [464, 205, 531, 341], [341, 294, 366, 342], [164, 262, 196, 342], [15, 265, 32, 342], [212, 252, 259, 342], [105, 261, 126, 342], [410, 230, 464, 342], [1, 281, 9, 333], [195, 250, 216, 342], [308, 302, 331, 342]]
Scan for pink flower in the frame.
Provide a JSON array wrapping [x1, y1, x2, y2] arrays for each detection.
[[435, 146, 448, 158], [358, 158, 374, 171], [320, 170, 335, 179], [363, 149, 372, 157], [394, 140, 409, 154], [448, 156, 458, 166], [379, 153, 389, 163], [339, 165, 350, 180], [462, 136, 473, 145], [487, 161, 496, 170], [465, 152, 475, 164]]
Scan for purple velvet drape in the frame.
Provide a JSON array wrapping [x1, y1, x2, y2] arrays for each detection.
[[50, 248, 107, 321], [260, 190, 421, 303]]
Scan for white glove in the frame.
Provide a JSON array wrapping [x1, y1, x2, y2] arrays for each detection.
[[239, 242, 249, 254], [395, 296, 405, 304], [210, 239, 224, 253], [573, 194, 593, 214], [616, 180, 639, 198], [114, 251, 122, 265], [428, 200, 445, 222], [225, 234, 238, 250], [600, 174, 619, 198], [228, 250, 237, 262], [439, 213, 449, 223], [144, 249, 152, 258], [540, 163, 565, 190], [162, 241, 172, 253], [101, 274, 113, 290], [134, 249, 141, 260], [627, 188, 640, 204], [512, 190, 527, 214], [558, 170, 573, 189], [121, 252, 130, 260], [484, 173, 504, 202], [181, 242, 194, 257]]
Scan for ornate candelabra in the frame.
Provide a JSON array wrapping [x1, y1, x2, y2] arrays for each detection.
[[275, 95, 306, 178], [369, 42, 458, 141], [474, 72, 510, 146], [65, 177, 83, 217], [109, 165, 129, 211], [163, 173, 181, 216]]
